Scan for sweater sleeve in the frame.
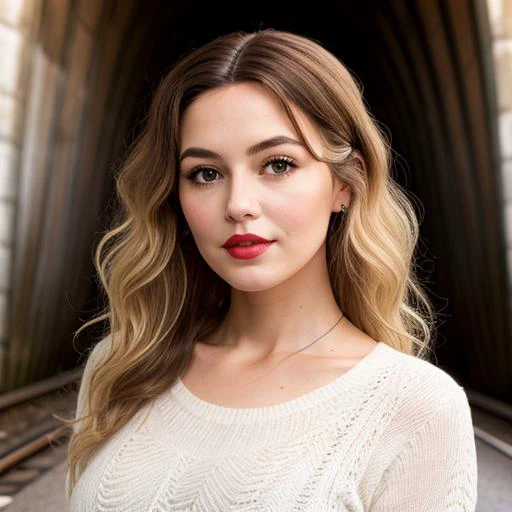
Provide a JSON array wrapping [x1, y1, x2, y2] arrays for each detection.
[[370, 386, 478, 511], [72, 334, 112, 433], [65, 334, 113, 500]]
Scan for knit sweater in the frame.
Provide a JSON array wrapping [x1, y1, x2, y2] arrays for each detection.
[[66, 337, 478, 511]]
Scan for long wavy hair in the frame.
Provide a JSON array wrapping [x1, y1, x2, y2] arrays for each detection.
[[62, 28, 436, 497]]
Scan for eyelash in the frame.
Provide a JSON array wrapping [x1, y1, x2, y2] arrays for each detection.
[[184, 156, 298, 188]]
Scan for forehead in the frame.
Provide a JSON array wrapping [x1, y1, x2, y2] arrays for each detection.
[[179, 82, 323, 154]]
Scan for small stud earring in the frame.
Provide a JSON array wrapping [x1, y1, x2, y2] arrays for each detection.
[[339, 204, 348, 215]]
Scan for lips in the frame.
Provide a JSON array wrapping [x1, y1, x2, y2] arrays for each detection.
[[222, 233, 274, 248], [224, 241, 274, 260]]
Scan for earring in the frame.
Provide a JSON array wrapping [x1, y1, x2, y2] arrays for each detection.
[[339, 204, 348, 215]]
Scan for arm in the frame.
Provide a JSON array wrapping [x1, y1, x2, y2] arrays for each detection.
[[73, 334, 112, 433], [370, 386, 478, 511], [65, 334, 112, 499]]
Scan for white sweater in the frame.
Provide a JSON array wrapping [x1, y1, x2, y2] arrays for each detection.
[[66, 338, 478, 511]]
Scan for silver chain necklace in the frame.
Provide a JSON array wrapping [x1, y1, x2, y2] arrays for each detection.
[[279, 311, 345, 363], [241, 311, 346, 387]]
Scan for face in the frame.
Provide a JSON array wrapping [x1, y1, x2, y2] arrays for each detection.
[[178, 82, 350, 292]]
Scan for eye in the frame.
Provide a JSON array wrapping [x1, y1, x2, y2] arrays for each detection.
[[184, 156, 298, 188], [262, 156, 298, 178]]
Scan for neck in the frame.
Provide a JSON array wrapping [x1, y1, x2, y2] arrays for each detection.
[[208, 243, 346, 361]]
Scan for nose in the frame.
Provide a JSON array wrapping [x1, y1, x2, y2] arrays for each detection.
[[224, 170, 261, 222]]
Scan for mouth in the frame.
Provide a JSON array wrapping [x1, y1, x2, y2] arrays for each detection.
[[222, 235, 274, 248], [224, 240, 275, 248], [223, 241, 275, 260]]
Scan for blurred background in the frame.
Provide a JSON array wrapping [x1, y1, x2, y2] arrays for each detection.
[[0, 0, 511, 510]]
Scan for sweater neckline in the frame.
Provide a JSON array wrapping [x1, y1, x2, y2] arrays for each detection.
[[170, 341, 390, 423]]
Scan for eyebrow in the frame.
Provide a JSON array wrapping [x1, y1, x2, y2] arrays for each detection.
[[179, 135, 305, 163]]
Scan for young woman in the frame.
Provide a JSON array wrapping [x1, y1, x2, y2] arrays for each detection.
[[64, 29, 478, 511]]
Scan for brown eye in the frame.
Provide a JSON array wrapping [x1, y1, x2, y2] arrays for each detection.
[[262, 156, 298, 178], [185, 156, 298, 188], [185, 167, 219, 184]]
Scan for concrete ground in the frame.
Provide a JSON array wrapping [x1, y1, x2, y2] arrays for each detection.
[[3, 460, 68, 512]]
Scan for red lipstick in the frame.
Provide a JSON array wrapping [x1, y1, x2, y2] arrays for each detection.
[[222, 233, 275, 260]]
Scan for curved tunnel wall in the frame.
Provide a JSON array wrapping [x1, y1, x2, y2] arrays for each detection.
[[3, 0, 162, 389], [3, 0, 510, 403]]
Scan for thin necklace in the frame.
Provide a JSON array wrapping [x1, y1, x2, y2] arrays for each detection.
[[241, 311, 346, 387], [279, 311, 345, 363]]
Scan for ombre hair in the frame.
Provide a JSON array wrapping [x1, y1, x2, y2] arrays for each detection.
[[62, 28, 436, 497]]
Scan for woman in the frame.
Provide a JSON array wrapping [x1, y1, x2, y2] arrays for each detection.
[[64, 29, 478, 511]]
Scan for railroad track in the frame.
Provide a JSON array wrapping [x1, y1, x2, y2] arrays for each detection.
[[0, 370, 81, 508]]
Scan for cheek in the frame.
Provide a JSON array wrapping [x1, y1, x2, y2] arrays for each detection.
[[179, 189, 219, 236], [270, 184, 328, 230], [179, 184, 204, 222], [183, 204, 214, 233]]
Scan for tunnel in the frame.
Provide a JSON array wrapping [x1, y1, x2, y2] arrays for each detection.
[[3, 0, 510, 410]]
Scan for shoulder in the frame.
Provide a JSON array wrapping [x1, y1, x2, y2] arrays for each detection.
[[74, 334, 113, 431], [84, 333, 113, 368], [79, 333, 113, 393], [380, 343, 470, 431], [369, 347, 477, 510]]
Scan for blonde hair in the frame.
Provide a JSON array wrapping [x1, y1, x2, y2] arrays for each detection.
[[62, 28, 436, 497]]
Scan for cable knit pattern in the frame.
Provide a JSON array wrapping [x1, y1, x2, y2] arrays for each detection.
[[66, 339, 478, 511]]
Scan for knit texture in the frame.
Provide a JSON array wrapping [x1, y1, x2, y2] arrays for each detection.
[[66, 338, 478, 511]]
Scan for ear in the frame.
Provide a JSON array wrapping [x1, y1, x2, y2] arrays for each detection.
[[331, 149, 363, 213], [332, 181, 350, 213]]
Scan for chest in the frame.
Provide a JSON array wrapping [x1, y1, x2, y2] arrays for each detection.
[[180, 342, 370, 408], [71, 398, 380, 512]]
